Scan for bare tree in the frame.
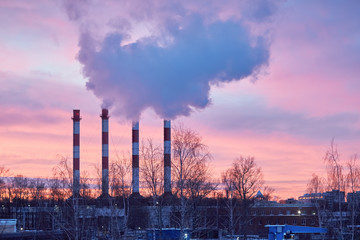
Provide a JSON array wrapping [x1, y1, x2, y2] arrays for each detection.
[[27, 178, 48, 232], [140, 139, 164, 230], [346, 155, 360, 240], [141, 139, 163, 198], [11, 175, 31, 230], [262, 185, 275, 201], [93, 163, 102, 197], [231, 157, 264, 201], [110, 153, 131, 198], [52, 155, 73, 199], [307, 173, 327, 240], [51, 156, 81, 240], [90, 154, 132, 239], [224, 156, 264, 237], [0, 166, 10, 201], [80, 171, 92, 198], [12, 175, 30, 201], [222, 169, 237, 240], [325, 141, 346, 193], [29, 178, 47, 201], [110, 153, 132, 239], [172, 124, 215, 238], [307, 173, 325, 196], [49, 177, 63, 201], [324, 140, 346, 239]]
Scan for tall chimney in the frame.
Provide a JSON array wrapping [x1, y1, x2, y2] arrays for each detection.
[[72, 110, 81, 197], [132, 121, 140, 195], [101, 108, 109, 196], [164, 120, 171, 195]]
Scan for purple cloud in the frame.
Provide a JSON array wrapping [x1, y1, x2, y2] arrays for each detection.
[[78, 17, 269, 120], [60, 0, 276, 120]]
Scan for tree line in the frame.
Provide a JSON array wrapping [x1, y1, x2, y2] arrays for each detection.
[[0, 124, 270, 238], [0, 125, 359, 239], [307, 140, 360, 240]]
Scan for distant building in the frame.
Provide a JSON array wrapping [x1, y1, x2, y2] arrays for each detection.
[[247, 199, 318, 237], [347, 191, 360, 207], [298, 193, 323, 203], [0, 219, 16, 233]]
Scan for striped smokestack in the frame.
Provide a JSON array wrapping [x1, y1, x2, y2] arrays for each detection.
[[132, 121, 140, 195], [101, 108, 109, 196], [164, 120, 171, 195], [72, 110, 81, 197]]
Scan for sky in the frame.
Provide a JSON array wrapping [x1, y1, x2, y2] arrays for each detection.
[[1, 0, 359, 199]]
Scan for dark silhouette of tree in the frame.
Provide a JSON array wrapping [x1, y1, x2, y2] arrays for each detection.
[[346, 155, 360, 240], [222, 169, 237, 239], [0, 166, 10, 201], [307, 173, 327, 240], [307, 173, 325, 196], [11, 175, 31, 230], [262, 185, 275, 201], [52, 156, 73, 199], [29, 178, 47, 201], [80, 171, 92, 198], [324, 140, 346, 239], [223, 156, 264, 237], [141, 139, 163, 198], [50, 156, 94, 240], [171, 124, 215, 238], [111, 153, 132, 238], [140, 139, 164, 230]]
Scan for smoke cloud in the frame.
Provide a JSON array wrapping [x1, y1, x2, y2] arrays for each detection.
[[71, 2, 271, 120]]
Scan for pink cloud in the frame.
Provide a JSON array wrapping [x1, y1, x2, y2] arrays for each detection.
[[256, 0, 360, 117]]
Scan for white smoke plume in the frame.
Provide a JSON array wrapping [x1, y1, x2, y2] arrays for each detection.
[[63, 0, 275, 120]]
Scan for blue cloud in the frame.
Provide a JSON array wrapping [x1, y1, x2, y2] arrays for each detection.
[[78, 16, 269, 120]]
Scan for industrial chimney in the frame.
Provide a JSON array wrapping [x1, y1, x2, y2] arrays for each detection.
[[132, 121, 140, 195], [164, 120, 171, 196], [72, 109, 81, 197], [101, 108, 109, 197]]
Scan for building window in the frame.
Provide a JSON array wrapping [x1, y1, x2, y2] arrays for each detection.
[[302, 219, 306, 225], [266, 220, 270, 225], [259, 220, 262, 225], [292, 220, 297, 225]]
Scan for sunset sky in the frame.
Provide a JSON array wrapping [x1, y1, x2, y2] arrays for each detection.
[[1, 0, 359, 199]]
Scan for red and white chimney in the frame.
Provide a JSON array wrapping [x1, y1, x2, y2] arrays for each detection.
[[132, 121, 140, 195], [72, 110, 81, 196], [101, 108, 109, 196], [164, 120, 171, 195]]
